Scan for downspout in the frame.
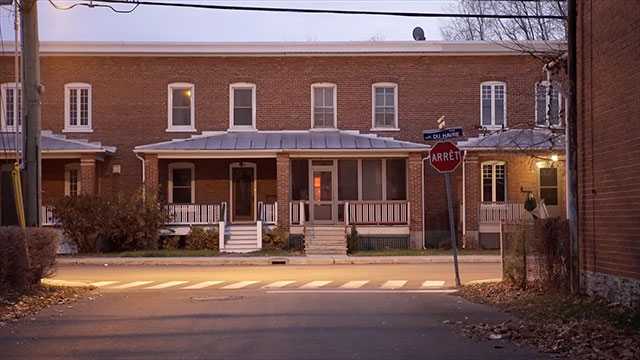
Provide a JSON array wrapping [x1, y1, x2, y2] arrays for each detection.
[[462, 150, 467, 241], [421, 154, 429, 249], [135, 153, 145, 198]]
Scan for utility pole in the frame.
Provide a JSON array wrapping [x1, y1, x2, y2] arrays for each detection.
[[20, 0, 41, 227], [567, 0, 579, 294]]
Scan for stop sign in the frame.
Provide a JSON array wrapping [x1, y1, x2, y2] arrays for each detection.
[[430, 141, 461, 173]]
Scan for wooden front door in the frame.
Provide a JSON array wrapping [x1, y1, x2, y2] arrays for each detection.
[[231, 164, 256, 223]]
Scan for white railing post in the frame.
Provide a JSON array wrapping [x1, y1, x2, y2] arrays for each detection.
[[273, 201, 278, 225], [256, 220, 263, 249]]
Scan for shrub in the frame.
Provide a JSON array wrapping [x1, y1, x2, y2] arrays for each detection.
[[52, 195, 104, 253], [503, 228, 526, 288], [263, 226, 286, 250], [348, 224, 359, 253], [524, 194, 537, 212], [0, 227, 60, 298], [533, 217, 570, 291], [160, 235, 181, 250], [185, 227, 219, 250]]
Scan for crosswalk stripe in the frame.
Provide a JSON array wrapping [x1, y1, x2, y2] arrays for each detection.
[[300, 281, 332, 289], [380, 280, 407, 289], [421, 280, 445, 288], [340, 280, 369, 289], [262, 281, 296, 289], [182, 281, 224, 289], [221, 281, 260, 289], [111, 281, 154, 289], [144, 281, 189, 290], [89, 281, 119, 287]]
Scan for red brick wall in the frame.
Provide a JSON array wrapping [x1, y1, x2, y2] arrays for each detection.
[[276, 153, 290, 230], [577, 1, 640, 281]]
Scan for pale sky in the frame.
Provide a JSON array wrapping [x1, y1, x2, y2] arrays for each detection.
[[0, 0, 456, 43]]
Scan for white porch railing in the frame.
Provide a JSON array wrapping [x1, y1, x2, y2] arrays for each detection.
[[41, 205, 58, 226], [258, 202, 277, 225], [345, 201, 410, 225], [289, 201, 305, 225], [166, 203, 223, 225], [478, 201, 526, 224]]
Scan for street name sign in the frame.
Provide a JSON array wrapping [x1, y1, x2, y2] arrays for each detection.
[[429, 141, 461, 173], [423, 127, 463, 141]]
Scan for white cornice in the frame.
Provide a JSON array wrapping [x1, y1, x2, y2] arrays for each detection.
[[0, 41, 565, 57]]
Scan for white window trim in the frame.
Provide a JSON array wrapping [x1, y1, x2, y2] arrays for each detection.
[[228, 82, 257, 131], [167, 82, 196, 132], [63, 83, 93, 133], [480, 81, 507, 130], [1, 82, 21, 131], [480, 160, 507, 202], [534, 81, 565, 129], [310, 83, 337, 130], [168, 162, 195, 203], [371, 82, 399, 131], [64, 163, 81, 196]]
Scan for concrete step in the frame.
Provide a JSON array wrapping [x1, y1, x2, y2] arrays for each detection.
[[227, 226, 257, 231], [306, 244, 347, 250], [308, 234, 346, 240], [226, 240, 258, 245], [306, 240, 346, 245], [223, 243, 260, 249], [222, 248, 261, 253], [306, 229, 346, 235], [305, 249, 347, 255]]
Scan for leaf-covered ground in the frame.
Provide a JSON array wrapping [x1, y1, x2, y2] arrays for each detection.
[[0, 285, 95, 327], [455, 281, 640, 359]]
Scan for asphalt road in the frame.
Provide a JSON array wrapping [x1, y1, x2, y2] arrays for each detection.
[[1, 264, 547, 359]]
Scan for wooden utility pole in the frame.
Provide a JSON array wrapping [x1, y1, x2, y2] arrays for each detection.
[[20, 0, 41, 227]]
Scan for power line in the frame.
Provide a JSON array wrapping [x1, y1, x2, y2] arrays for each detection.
[[47, 0, 565, 19], [47, 0, 140, 13]]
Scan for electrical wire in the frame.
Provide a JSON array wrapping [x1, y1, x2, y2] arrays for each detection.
[[47, 0, 140, 13], [47, 0, 565, 19]]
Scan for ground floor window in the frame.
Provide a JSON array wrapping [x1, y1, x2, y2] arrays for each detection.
[[481, 161, 506, 202], [168, 163, 194, 203], [64, 163, 81, 196], [538, 166, 558, 206]]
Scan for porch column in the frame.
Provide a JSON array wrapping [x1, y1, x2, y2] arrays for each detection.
[[464, 155, 479, 242], [80, 153, 96, 195], [408, 152, 424, 249], [144, 153, 159, 199], [276, 153, 290, 231]]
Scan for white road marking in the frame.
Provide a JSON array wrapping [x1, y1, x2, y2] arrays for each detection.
[[267, 290, 457, 294], [111, 281, 154, 289], [340, 280, 369, 289], [380, 280, 407, 289], [182, 281, 224, 289], [144, 281, 189, 290], [262, 281, 296, 289], [89, 281, 119, 287], [300, 281, 332, 289], [421, 280, 446, 288], [221, 281, 260, 289]]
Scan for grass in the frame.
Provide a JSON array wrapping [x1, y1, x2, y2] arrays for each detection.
[[352, 249, 500, 256], [62, 248, 301, 257]]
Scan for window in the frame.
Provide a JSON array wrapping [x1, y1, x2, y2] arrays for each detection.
[[482, 161, 506, 202], [167, 83, 195, 132], [539, 167, 558, 206], [64, 83, 92, 132], [311, 83, 337, 129], [386, 159, 407, 200], [291, 159, 309, 201], [361, 159, 383, 200], [1, 83, 21, 130], [481, 82, 506, 128], [229, 83, 256, 130], [64, 163, 81, 196], [372, 83, 398, 130], [536, 82, 564, 127], [338, 160, 358, 201], [168, 163, 194, 203]]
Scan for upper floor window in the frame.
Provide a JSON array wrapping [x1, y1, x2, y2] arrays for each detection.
[[1, 83, 21, 131], [481, 82, 506, 129], [229, 83, 256, 130], [536, 82, 564, 127], [482, 161, 506, 202], [311, 83, 337, 129], [372, 83, 398, 130], [64, 83, 92, 132], [64, 163, 81, 196], [167, 83, 195, 132]]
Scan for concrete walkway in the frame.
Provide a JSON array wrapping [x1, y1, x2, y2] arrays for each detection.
[[57, 255, 500, 266]]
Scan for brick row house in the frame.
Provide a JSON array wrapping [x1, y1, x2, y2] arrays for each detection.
[[0, 41, 566, 253]]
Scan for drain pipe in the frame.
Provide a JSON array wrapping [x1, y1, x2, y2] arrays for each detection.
[[421, 154, 430, 249], [135, 153, 145, 198], [462, 150, 467, 242]]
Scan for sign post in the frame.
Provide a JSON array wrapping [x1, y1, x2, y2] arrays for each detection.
[[429, 141, 462, 287]]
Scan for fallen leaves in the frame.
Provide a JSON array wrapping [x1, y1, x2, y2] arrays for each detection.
[[452, 281, 640, 360]]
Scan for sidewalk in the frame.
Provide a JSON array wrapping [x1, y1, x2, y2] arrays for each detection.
[[57, 255, 500, 266]]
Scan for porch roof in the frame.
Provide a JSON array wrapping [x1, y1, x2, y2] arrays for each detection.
[[456, 129, 565, 151], [135, 130, 428, 153], [0, 130, 117, 154]]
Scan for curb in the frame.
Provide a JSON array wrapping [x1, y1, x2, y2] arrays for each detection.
[[57, 255, 500, 267]]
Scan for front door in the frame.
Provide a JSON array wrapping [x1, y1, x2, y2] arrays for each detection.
[[309, 160, 336, 224], [231, 164, 255, 222]]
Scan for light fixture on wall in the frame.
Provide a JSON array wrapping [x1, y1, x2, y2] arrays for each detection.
[[551, 154, 559, 162]]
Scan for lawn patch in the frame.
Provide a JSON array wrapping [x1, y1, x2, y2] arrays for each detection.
[[352, 249, 499, 256]]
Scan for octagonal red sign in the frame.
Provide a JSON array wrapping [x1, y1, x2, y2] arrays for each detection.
[[430, 141, 461, 173]]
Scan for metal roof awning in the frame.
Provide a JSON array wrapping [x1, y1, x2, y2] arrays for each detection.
[[135, 130, 428, 157], [456, 129, 565, 151], [0, 130, 117, 158]]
